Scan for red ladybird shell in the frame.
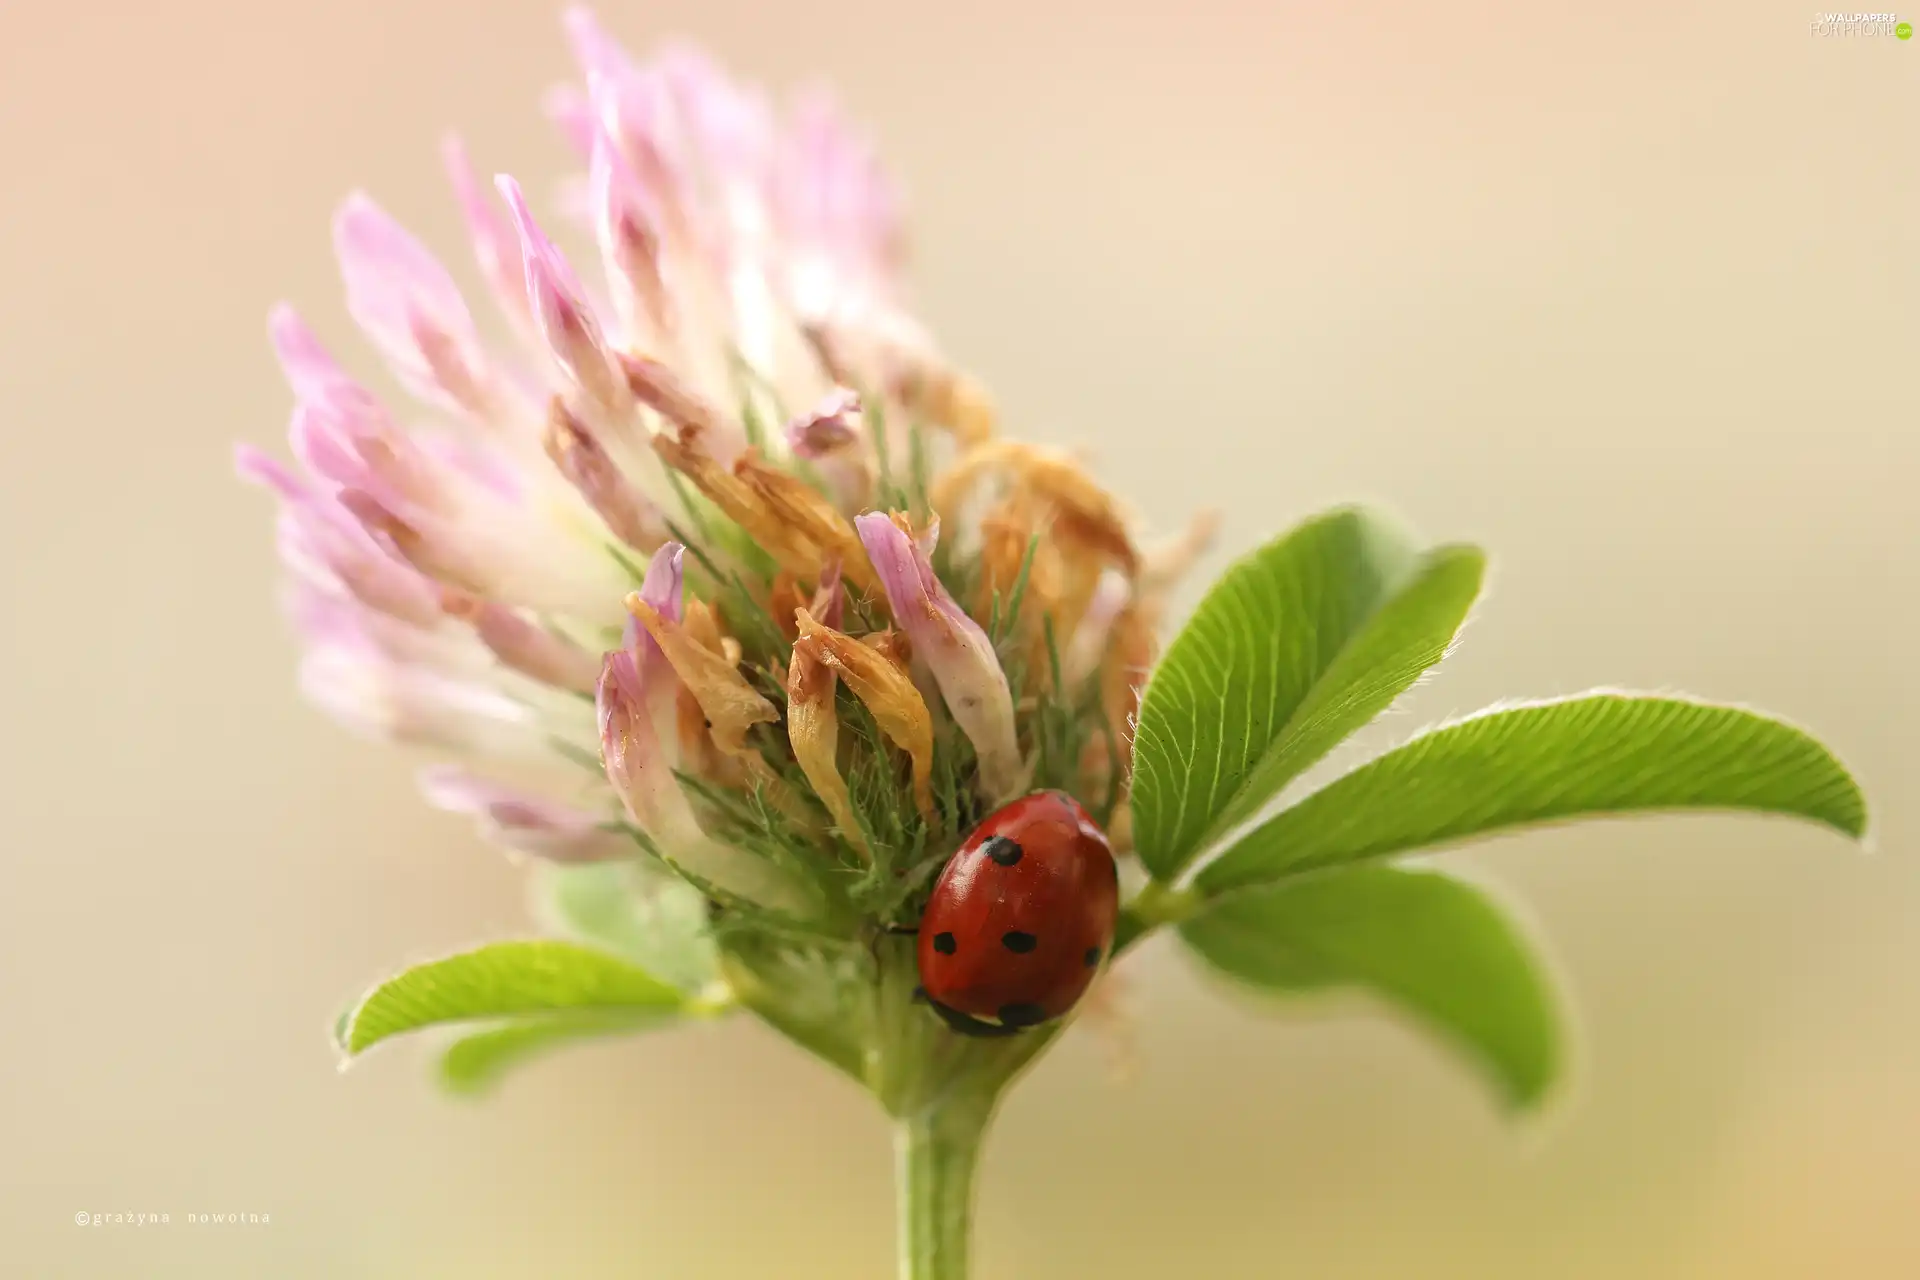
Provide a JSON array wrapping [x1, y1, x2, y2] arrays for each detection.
[[916, 790, 1120, 1027]]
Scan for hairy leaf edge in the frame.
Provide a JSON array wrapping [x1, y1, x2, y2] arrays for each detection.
[[334, 939, 688, 1063], [1188, 688, 1871, 898]]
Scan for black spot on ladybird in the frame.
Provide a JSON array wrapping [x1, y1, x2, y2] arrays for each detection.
[[1084, 946, 1101, 967], [932, 931, 957, 955], [997, 1001, 1046, 1028], [1002, 930, 1037, 953], [982, 835, 1023, 867]]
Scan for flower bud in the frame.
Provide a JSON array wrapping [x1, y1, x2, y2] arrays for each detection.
[[562, 5, 629, 83], [281, 582, 467, 671], [590, 122, 672, 342], [542, 398, 667, 550], [442, 135, 535, 341], [439, 588, 602, 694], [784, 389, 862, 459], [542, 81, 597, 157], [277, 347, 437, 518], [620, 352, 747, 464], [782, 390, 872, 510], [418, 765, 630, 863], [299, 639, 535, 756], [854, 512, 1021, 801], [496, 174, 627, 412], [235, 445, 443, 628], [335, 488, 489, 598], [267, 304, 366, 406], [332, 193, 498, 418], [776, 91, 904, 318]]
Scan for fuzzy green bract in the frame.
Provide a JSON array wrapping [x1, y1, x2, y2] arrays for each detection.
[[1130, 506, 1866, 1107], [535, 860, 720, 995]]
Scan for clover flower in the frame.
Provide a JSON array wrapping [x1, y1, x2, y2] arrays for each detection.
[[239, 10, 1208, 915], [235, 11, 1868, 1279], [237, 1, 1214, 1125]]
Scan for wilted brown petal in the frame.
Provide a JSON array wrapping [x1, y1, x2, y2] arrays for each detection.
[[802, 318, 992, 445], [732, 450, 877, 591], [927, 440, 1004, 520], [769, 572, 807, 643], [974, 490, 1036, 618], [634, 593, 812, 824], [1021, 457, 1138, 576], [675, 680, 722, 777], [896, 360, 995, 446], [618, 351, 746, 463], [809, 558, 845, 631], [785, 642, 868, 859], [932, 440, 1138, 575], [794, 609, 935, 823], [626, 594, 778, 759], [651, 431, 823, 576], [683, 598, 728, 657], [860, 628, 912, 672], [1049, 550, 1108, 651]]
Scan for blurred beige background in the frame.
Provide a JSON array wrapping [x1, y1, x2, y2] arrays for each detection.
[[2, 0, 1915, 1275]]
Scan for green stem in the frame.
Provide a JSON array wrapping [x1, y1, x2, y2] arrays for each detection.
[[894, 1097, 992, 1280], [1114, 880, 1202, 956]]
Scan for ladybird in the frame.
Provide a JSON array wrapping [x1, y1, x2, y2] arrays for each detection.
[[915, 790, 1119, 1036]]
